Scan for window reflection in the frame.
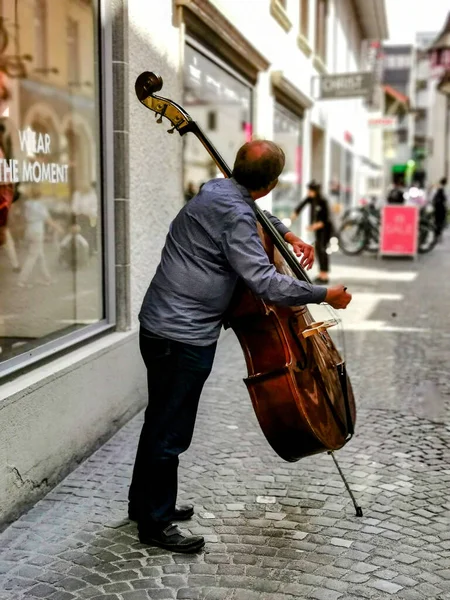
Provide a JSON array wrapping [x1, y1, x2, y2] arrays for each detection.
[[183, 45, 252, 199], [0, 0, 103, 365], [272, 103, 303, 221]]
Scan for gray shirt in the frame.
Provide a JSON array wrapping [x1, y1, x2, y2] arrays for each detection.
[[139, 178, 327, 345]]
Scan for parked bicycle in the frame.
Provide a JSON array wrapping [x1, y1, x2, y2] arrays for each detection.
[[338, 199, 380, 255], [338, 200, 437, 255]]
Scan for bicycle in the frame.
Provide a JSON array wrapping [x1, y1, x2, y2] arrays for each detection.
[[338, 200, 380, 255]]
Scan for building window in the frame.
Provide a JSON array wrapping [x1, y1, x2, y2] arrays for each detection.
[[272, 103, 303, 221], [315, 0, 327, 62], [183, 43, 252, 201], [0, 0, 105, 373], [300, 0, 309, 38], [207, 110, 217, 131], [67, 18, 80, 85], [34, 0, 48, 71], [384, 54, 411, 70]]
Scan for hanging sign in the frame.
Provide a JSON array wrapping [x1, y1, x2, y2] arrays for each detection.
[[317, 72, 373, 99], [379, 205, 419, 257]]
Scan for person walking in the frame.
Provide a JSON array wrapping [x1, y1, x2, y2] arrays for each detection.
[[290, 181, 332, 284], [17, 187, 61, 288], [128, 141, 352, 554], [432, 177, 448, 241]]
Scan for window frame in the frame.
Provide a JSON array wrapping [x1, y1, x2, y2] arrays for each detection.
[[315, 0, 327, 63], [300, 0, 309, 39], [0, 0, 115, 379]]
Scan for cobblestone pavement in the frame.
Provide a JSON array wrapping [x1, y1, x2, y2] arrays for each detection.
[[1, 234, 450, 600]]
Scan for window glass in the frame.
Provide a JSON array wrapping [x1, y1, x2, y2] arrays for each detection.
[[183, 44, 252, 199], [272, 103, 303, 221], [0, 1, 103, 365]]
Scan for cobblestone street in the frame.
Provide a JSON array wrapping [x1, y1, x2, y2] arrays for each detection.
[[1, 235, 450, 600]]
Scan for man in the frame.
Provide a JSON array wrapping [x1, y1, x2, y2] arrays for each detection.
[[433, 177, 448, 241], [129, 140, 352, 553], [290, 181, 333, 284]]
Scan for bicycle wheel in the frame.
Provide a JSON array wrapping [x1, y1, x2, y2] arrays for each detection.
[[418, 222, 437, 254], [338, 219, 367, 255]]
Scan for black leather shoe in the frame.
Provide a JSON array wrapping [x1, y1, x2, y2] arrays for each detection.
[[128, 504, 194, 522], [138, 523, 204, 553]]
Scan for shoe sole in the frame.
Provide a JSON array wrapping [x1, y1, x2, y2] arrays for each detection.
[[129, 510, 194, 522], [139, 537, 205, 553]]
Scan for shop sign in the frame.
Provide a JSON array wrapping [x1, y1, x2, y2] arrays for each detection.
[[379, 205, 419, 257], [318, 72, 373, 99], [368, 116, 398, 130]]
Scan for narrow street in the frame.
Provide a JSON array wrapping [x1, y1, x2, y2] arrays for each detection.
[[1, 237, 450, 600]]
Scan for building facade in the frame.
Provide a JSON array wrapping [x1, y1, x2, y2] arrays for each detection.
[[427, 15, 450, 189], [0, 0, 387, 525], [381, 44, 416, 187]]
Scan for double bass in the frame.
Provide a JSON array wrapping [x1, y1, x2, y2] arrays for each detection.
[[135, 72, 362, 515]]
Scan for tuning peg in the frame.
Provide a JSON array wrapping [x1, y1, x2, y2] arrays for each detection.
[[167, 126, 176, 134], [156, 115, 163, 124]]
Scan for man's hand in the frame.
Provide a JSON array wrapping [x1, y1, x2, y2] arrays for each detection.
[[284, 232, 315, 270], [324, 285, 352, 309]]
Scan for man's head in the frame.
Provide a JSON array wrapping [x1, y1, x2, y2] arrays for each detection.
[[232, 140, 285, 199], [440, 177, 447, 187]]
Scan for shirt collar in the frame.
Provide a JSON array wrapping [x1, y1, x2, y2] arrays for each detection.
[[230, 177, 254, 208]]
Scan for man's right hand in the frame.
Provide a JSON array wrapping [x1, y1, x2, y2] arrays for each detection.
[[324, 285, 352, 309]]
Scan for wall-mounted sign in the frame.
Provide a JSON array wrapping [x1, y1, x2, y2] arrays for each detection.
[[368, 116, 398, 129], [317, 72, 373, 99]]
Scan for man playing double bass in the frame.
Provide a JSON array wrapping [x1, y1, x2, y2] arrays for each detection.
[[129, 140, 352, 553]]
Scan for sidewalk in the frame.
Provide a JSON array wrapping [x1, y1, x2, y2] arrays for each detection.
[[1, 236, 450, 600]]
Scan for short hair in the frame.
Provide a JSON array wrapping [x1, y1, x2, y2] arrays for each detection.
[[232, 141, 285, 191], [440, 177, 447, 186]]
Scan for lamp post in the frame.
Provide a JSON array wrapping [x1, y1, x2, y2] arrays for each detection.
[[429, 12, 450, 182]]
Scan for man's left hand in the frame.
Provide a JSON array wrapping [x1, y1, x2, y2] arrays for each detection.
[[284, 232, 315, 270]]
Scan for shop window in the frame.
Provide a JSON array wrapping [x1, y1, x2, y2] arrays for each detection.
[[315, 0, 327, 62], [34, 0, 48, 71], [272, 103, 303, 221], [300, 0, 309, 38], [183, 43, 252, 200], [0, 0, 105, 371]]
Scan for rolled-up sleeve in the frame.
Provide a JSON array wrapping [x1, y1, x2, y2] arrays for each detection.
[[263, 209, 290, 238], [222, 213, 327, 306]]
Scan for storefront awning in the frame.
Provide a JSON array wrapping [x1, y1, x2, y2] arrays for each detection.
[[383, 85, 409, 106]]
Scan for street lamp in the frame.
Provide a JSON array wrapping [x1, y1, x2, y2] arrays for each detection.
[[428, 12, 450, 181]]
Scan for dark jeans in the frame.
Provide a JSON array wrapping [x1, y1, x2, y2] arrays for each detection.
[[128, 327, 217, 530], [315, 228, 329, 272], [435, 207, 447, 239]]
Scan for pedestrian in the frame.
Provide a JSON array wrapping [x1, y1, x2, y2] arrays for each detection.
[[290, 181, 333, 284], [432, 177, 448, 241], [72, 182, 98, 256], [128, 140, 352, 553], [386, 179, 405, 204], [17, 186, 61, 288], [58, 222, 89, 269]]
